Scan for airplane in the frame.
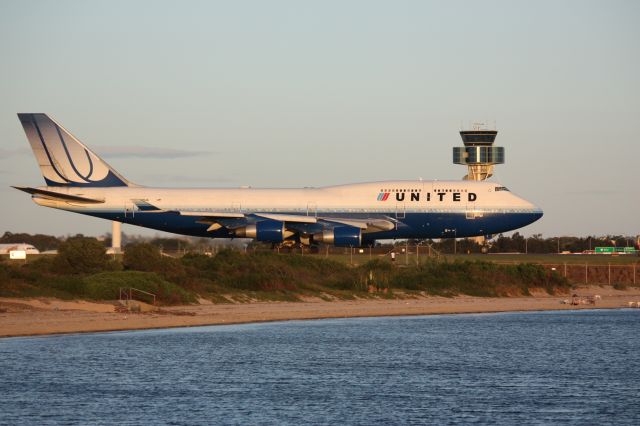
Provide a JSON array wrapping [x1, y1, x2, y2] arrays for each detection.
[[13, 113, 542, 247], [0, 243, 40, 255]]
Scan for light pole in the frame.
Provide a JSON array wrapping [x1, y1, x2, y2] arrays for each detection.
[[454, 230, 457, 255], [405, 240, 409, 265]]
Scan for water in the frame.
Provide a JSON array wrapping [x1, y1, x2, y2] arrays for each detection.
[[1, 310, 639, 425]]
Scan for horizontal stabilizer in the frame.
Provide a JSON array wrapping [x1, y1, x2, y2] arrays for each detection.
[[12, 186, 105, 204]]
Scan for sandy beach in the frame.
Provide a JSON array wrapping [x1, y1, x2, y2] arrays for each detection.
[[1, 286, 639, 338]]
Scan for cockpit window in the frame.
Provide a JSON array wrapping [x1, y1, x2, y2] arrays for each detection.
[[495, 186, 509, 191]]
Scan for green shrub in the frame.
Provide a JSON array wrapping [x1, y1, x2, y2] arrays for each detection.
[[83, 271, 196, 304], [184, 250, 355, 292], [46, 275, 88, 298], [385, 260, 569, 297], [181, 253, 216, 270], [123, 243, 163, 271], [54, 237, 109, 274]]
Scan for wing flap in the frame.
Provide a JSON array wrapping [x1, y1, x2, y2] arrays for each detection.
[[319, 217, 396, 232], [254, 213, 317, 223], [178, 211, 245, 218]]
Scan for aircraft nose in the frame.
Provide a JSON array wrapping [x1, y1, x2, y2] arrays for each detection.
[[525, 205, 543, 226], [532, 209, 543, 221], [516, 195, 543, 225]]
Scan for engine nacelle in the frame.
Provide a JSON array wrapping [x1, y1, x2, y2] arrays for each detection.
[[314, 226, 361, 247], [235, 220, 290, 242]]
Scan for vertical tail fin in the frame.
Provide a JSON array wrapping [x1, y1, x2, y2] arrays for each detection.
[[17, 113, 132, 187]]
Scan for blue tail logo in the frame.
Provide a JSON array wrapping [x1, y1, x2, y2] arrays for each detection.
[[18, 113, 130, 187]]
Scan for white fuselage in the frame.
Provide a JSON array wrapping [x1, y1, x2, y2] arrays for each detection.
[[30, 179, 542, 242]]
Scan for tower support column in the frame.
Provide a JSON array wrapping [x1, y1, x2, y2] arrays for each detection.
[[112, 221, 122, 253]]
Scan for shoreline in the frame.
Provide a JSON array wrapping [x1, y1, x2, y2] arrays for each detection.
[[2, 286, 639, 338], [2, 305, 635, 340]]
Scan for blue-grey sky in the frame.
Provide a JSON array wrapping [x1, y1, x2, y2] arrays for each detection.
[[1, 0, 638, 238]]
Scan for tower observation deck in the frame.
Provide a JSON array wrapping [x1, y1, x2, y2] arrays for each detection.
[[453, 123, 504, 181]]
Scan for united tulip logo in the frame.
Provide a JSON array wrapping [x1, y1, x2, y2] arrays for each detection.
[[377, 192, 391, 201]]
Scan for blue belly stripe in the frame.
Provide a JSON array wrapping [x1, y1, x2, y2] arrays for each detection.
[[80, 210, 543, 242]]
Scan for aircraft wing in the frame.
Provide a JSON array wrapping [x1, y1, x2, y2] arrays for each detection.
[[171, 210, 395, 234], [176, 211, 317, 223], [175, 211, 318, 231], [318, 217, 396, 232], [174, 211, 245, 231], [252, 213, 396, 233]]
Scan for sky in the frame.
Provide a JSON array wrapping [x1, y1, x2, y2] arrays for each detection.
[[0, 0, 638, 238]]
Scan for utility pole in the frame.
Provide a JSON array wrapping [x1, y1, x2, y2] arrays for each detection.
[[454, 229, 457, 255], [406, 240, 409, 265]]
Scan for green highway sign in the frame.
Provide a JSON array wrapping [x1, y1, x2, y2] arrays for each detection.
[[595, 247, 638, 254]]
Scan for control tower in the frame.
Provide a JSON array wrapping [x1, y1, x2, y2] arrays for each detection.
[[453, 122, 504, 181]]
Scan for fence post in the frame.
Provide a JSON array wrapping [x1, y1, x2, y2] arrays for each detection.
[[608, 263, 611, 286], [564, 263, 567, 277], [405, 241, 409, 265], [634, 263, 636, 285], [585, 264, 588, 285]]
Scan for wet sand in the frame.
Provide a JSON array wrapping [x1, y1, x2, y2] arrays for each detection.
[[1, 286, 639, 338]]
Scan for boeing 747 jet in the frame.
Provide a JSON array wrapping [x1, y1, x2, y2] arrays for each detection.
[[13, 114, 542, 247]]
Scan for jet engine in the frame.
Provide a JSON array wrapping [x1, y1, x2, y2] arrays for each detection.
[[314, 225, 362, 247], [235, 220, 293, 242]]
